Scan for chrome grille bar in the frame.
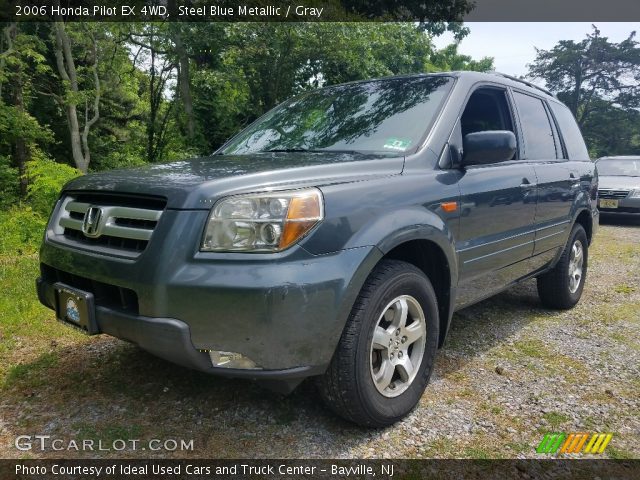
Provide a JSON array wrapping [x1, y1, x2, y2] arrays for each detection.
[[52, 195, 164, 256], [598, 189, 630, 199]]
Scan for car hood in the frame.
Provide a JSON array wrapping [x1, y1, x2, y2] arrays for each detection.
[[63, 152, 404, 209], [598, 175, 640, 191]]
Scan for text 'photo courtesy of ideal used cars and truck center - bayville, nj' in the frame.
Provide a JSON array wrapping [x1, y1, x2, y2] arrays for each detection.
[[0, 1, 639, 479]]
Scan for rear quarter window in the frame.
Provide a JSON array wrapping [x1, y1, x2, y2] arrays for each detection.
[[512, 91, 557, 160], [548, 102, 590, 160]]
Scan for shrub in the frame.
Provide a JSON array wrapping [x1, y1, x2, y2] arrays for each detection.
[[25, 157, 81, 217], [0, 155, 20, 208], [0, 206, 47, 256]]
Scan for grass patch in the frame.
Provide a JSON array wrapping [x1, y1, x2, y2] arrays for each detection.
[[607, 446, 636, 460], [513, 339, 547, 358], [586, 301, 640, 326], [542, 412, 570, 428], [506, 442, 532, 454], [492, 337, 590, 383], [420, 438, 457, 458], [0, 255, 82, 379], [73, 422, 143, 444], [614, 284, 636, 294], [4, 351, 58, 389], [463, 447, 491, 459]]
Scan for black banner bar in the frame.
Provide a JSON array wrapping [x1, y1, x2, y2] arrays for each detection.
[[2, 459, 639, 480], [2, 0, 640, 22]]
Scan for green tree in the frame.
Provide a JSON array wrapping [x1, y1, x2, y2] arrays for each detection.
[[1, 20, 497, 211], [429, 43, 494, 72], [527, 26, 640, 156], [187, 23, 493, 153], [49, 20, 101, 173], [0, 22, 54, 199]]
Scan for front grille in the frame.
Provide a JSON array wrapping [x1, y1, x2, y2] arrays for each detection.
[[52, 193, 166, 258], [41, 264, 139, 315], [598, 189, 630, 199]]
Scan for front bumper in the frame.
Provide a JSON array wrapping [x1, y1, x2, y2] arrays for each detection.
[[598, 196, 640, 215], [38, 213, 382, 380], [36, 277, 323, 392]]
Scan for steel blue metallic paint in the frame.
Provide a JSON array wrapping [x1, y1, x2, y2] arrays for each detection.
[[37, 72, 598, 392]]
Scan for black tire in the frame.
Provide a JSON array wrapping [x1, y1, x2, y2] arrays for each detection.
[[317, 259, 439, 427], [537, 224, 588, 309]]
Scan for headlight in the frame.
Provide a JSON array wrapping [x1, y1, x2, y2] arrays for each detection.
[[630, 189, 640, 198], [201, 188, 324, 252]]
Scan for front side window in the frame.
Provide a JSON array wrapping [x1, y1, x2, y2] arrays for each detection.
[[513, 92, 557, 160], [461, 88, 515, 138], [220, 76, 454, 156]]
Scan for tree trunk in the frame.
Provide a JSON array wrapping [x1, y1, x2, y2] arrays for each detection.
[[0, 23, 16, 99], [6, 23, 28, 197], [13, 80, 28, 197], [52, 21, 100, 173], [571, 63, 583, 123], [174, 31, 195, 139], [147, 43, 157, 162]]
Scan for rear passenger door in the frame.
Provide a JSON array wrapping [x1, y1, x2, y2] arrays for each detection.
[[454, 86, 538, 307], [511, 91, 574, 264]]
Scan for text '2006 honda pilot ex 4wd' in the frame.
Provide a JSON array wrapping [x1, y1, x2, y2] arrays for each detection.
[[37, 72, 598, 427]]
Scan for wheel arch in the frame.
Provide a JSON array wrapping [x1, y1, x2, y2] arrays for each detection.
[[574, 208, 594, 245], [381, 237, 455, 348], [329, 208, 460, 364]]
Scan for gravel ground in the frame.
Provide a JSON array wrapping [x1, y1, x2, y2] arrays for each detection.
[[1, 220, 638, 459]]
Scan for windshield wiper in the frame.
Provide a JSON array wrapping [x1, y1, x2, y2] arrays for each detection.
[[265, 148, 318, 153], [265, 148, 367, 155]]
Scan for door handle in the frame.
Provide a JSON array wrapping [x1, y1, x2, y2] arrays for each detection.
[[569, 172, 580, 189], [520, 178, 536, 189]]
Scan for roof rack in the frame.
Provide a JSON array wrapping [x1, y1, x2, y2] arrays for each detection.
[[490, 72, 555, 97]]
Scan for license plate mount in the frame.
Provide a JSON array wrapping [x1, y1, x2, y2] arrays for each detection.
[[53, 283, 99, 335], [599, 199, 619, 209]]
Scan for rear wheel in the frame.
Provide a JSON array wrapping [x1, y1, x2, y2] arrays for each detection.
[[537, 224, 588, 309], [317, 260, 439, 427]]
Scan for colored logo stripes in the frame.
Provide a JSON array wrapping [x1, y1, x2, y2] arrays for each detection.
[[537, 433, 613, 454]]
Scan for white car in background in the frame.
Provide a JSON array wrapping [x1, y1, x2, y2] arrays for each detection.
[[596, 156, 640, 217]]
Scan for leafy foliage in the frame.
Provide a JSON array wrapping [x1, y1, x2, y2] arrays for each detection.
[[0, 206, 47, 255], [528, 26, 640, 157], [0, 155, 19, 208], [0, 21, 495, 214], [25, 158, 80, 216]]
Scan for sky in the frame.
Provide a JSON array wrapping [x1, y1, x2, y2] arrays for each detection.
[[432, 22, 640, 79]]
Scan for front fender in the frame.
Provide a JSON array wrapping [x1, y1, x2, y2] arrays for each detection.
[[349, 206, 459, 284]]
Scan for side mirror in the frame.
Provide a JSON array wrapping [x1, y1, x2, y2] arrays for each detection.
[[462, 131, 517, 166]]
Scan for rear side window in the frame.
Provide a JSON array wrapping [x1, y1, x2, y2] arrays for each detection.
[[513, 92, 556, 160], [548, 102, 590, 160]]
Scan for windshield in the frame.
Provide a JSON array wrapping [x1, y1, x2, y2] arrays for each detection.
[[220, 76, 454, 155], [597, 159, 640, 177]]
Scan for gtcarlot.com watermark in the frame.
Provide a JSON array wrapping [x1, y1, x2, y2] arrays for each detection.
[[15, 435, 194, 452]]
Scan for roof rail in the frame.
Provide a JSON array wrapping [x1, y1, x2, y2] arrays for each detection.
[[490, 72, 555, 97]]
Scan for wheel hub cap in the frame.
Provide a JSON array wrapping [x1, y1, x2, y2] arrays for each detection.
[[568, 240, 584, 294], [369, 295, 427, 398]]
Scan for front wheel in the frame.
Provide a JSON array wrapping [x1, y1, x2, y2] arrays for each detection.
[[537, 224, 588, 309], [317, 260, 439, 427]]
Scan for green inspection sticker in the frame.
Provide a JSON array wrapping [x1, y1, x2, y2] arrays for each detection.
[[383, 137, 412, 151]]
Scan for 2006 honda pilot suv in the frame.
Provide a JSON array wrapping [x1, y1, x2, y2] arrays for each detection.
[[38, 72, 598, 426]]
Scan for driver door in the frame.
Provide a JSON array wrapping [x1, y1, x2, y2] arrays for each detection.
[[453, 86, 538, 308]]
